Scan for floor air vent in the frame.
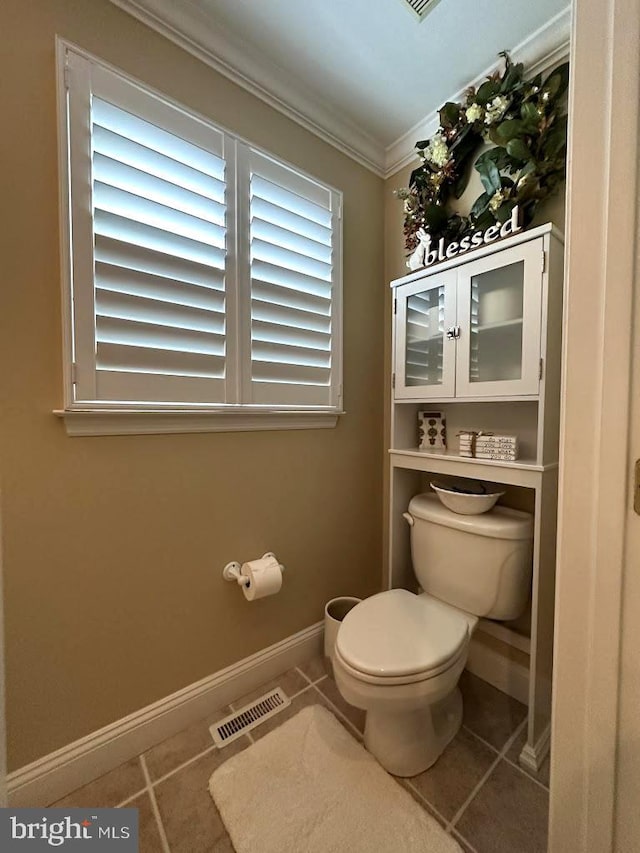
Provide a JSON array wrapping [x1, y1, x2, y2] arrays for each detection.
[[210, 687, 291, 747]]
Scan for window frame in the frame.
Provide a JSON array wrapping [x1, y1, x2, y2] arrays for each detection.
[[54, 39, 343, 435]]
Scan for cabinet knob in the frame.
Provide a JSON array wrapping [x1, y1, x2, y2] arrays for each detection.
[[446, 326, 461, 340]]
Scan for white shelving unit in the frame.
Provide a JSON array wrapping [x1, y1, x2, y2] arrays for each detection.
[[388, 223, 564, 773]]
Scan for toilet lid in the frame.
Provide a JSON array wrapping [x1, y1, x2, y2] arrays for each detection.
[[336, 589, 470, 679]]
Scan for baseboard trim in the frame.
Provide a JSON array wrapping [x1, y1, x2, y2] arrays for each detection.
[[8, 622, 323, 807], [519, 723, 551, 773], [465, 633, 530, 706]]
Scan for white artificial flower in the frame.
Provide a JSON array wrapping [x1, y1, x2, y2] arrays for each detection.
[[426, 133, 449, 168], [484, 95, 510, 124], [465, 103, 484, 123], [489, 189, 505, 212]]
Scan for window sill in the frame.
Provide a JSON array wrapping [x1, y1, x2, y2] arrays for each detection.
[[53, 408, 341, 436]]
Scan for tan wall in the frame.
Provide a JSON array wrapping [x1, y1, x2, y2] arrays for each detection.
[[0, 0, 385, 770]]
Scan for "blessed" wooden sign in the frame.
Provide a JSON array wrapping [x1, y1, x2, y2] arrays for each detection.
[[408, 206, 522, 271]]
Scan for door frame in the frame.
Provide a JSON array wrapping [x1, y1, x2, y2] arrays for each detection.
[[549, 0, 640, 849]]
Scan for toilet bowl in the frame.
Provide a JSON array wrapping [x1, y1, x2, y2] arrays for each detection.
[[333, 588, 477, 776], [333, 494, 533, 777]]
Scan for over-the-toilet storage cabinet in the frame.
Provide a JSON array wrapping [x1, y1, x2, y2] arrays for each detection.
[[388, 222, 563, 772]]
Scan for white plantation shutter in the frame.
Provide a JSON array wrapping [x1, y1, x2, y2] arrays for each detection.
[[247, 150, 341, 407], [61, 47, 342, 420], [67, 53, 228, 405]]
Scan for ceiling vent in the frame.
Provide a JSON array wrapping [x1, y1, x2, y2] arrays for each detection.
[[401, 0, 441, 21]]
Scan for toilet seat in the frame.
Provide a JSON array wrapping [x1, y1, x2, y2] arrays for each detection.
[[336, 589, 470, 683], [334, 642, 468, 686]]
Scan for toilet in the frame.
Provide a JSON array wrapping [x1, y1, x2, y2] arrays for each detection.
[[332, 492, 533, 777]]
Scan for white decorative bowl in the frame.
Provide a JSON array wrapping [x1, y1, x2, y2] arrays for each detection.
[[430, 481, 504, 515]]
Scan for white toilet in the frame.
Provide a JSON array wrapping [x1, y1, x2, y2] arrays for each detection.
[[333, 492, 533, 777]]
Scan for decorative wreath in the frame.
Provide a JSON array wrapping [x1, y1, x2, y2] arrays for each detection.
[[397, 52, 569, 255]]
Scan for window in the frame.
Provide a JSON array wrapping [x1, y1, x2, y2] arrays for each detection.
[[56, 43, 342, 434]]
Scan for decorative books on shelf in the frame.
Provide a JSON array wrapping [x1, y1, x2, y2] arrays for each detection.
[[458, 431, 519, 461]]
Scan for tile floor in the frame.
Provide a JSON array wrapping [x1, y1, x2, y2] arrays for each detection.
[[51, 658, 550, 852]]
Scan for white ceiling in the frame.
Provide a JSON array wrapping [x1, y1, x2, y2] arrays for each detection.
[[111, 0, 571, 175]]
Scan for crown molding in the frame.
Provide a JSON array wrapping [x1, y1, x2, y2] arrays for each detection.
[[384, 5, 572, 178], [108, 0, 570, 181], [108, 0, 387, 176]]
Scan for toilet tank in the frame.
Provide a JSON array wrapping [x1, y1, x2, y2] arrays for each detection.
[[406, 493, 533, 620]]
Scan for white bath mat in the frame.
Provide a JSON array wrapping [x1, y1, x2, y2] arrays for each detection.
[[209, 704, 461, 853]]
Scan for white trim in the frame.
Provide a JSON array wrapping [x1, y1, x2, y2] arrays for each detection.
[[330, 187, 344, 412], [549, 0, 639, 850], [384, 5, 572, 177], [7, 622, 323, 807], [54, 409, 340, 436], [520, 724, 551, 774], [465, 635, 530, 706], [55, 40, 76, 410], [107, 0, 386, 176], [107, 0, 570, 179]]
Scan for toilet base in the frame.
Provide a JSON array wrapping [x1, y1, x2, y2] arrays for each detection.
[[364, 686, 463, 777]]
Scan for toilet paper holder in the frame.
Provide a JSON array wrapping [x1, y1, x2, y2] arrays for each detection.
[[222, 552, 285, 586]]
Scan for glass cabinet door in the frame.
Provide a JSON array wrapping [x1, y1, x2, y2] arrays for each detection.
[[394, 269, 457, 399], [455, 238, 543, 397]]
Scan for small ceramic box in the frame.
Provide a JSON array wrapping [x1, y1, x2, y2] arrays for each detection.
[[418, 411, 447, 450]]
